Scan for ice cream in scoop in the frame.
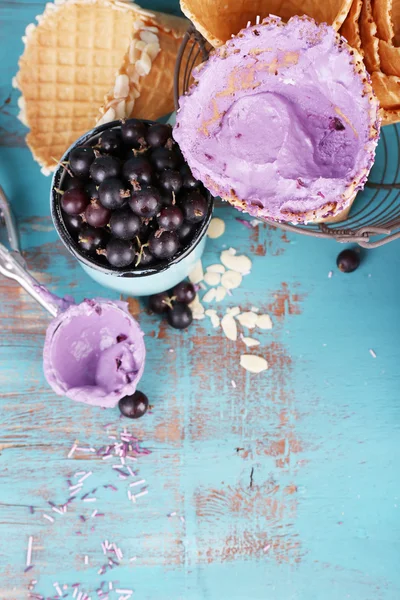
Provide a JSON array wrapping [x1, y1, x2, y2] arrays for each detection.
[[43, 298, 145, 408], [174, 16, 381, 224]]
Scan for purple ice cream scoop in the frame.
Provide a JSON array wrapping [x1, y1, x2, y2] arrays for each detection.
[[174, 15, 381, 224], [43, 298, 145, 408]]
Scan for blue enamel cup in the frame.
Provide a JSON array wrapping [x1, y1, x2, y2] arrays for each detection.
[[50, 120, 213, 296]]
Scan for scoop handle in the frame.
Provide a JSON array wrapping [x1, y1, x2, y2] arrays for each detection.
[[0, 242, 59, 317]]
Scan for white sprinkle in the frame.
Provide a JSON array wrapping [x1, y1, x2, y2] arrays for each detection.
[[127, 466, 136, 477], [256, 14, 260, 24], [204, 271, 221, 286], [91, 510, 98, 518], [67, 443, 77, 459], [83, 497, 97, 502], [113, 464, 124, 469], [78, 471, 92, 483], [77, 592, 83, 600], [101, 543, 107, 555], [76, 447, 91, 453], [369, 349, 377, 358], [69, 483, 83, 491], [73, 588, 78, 599], [231, 380, 237, 388], [84, 555, 89, 565], [221, 314, 238, 341], [109, 582, 113, 590], [221, 270, 242, 290], [207, 217, 225, 239], [180, 516, 186, 523], [127, 456, 137, 462], [108, 435, 117, 440], [134, 490, 148, 499], [188, 260, 204, 284], [328, 270, 333, 278], [115, 591, 133, 596], [168, 512, 177, 517], [52, 506, 64, 515], [53, 582, 63, 597], [43, 514, 54, 523], [242, 336, 261, 348], [120, 457, 126, 465], [206, 263, 225, 274], [263, 544, 271, 552], [74, 471, 86, 477], [256, 314, 273, 330], [102, 454, 112, 460], [203, 288, 217, 303], [129, 479, 146, 487], [128, 490, 132, 500], [26, 536, 33, 566], [240, 354, 269, 373], [250, 306, 260, 313], [250, 219, 260, 227], [246, 20, 251, 27], [169, 348, 174, 353], [129, 556, 137, 562]]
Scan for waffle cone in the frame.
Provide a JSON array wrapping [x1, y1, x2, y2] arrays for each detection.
[[373, 0, 394, 42], [371, 71, 400, 109], [340, 0, 363, 55], [379, 39, 400, 76], [98, 11, 187, 124], [15, 0, 153, 173], [180, 0, 352, 47], [381, 107, 400, 125], [359, 0, 380, 72]]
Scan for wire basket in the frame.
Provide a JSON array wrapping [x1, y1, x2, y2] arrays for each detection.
[[174, 24, 400, 248]]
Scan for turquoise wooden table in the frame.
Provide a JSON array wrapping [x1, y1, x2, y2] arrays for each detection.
[[1, 2, 400, 599]]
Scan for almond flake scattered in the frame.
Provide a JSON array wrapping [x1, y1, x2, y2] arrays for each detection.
[[205, 310, 220, 328], [221, 314, 237, 341], [226, 306, 241, 317], [256, 314, 273, 330], [203, 288, 217, 303], [240, 354, 269, 373], [221, 270, 242, 290], [190, 295, 205, 320], [242, 337, 260, 348], [204, 272, 221, 286], [221, 249, 252, 274], [206, 263, 226, 274], [189, 260, 204, 284], [237, 311, 258, 329], [215, 286, 227, 302], [207, 217, 225, 239]]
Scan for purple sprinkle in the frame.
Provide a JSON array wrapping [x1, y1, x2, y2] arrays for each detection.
[[24, 565, 34, 573], [79, 515, 86, 522], [95, 513, 105, 517], [235, 217, 253, 229], [104, 484, 117, 491], [48, 501, 56, 508], [114, 469, 129, 477], [29, 506, 34, 514], [67, 479, 72, 487], [81, 493, 89, 500], [76, 531, 82, 535], [72, 583, 80, 588]]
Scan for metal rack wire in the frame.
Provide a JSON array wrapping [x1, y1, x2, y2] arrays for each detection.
[[174, 24, 400, 248]]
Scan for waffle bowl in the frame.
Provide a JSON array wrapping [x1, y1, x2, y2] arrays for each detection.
[[174, 24, 400, 248]]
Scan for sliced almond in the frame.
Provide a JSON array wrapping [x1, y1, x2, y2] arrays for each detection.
[[203, 288, 217, 303], [97, 107, 116, 126], [240, 354, 269, 373], [206, 263, 225, 274], [221, 249, 252, 274], [204, 272, 221, 286], [226, 306, 240, 317], [221, 314, 237, 341], [190, 295, 205, 320], [215, 286, 227, 302], [114, 100, 126, 119], [145, 42, 161, 60], [128, 41, 140, 63], [205, 310, 220, 328], [251, 306, 260, 313], [256, 314, 273, 330], [135, 40, 147, 52], [237, 311, 258, 329], [189, 260, 203, 284], [136, 53, 152, 76], [139, 29, 159, 44], [242, 337, 260, 348], [125, 99, 135, 116], [133, 19, 146, 31], [221, 270, 242, 290], [207, 217, 225, 239]]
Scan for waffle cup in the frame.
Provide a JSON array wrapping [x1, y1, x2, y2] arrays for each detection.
[[98, 11, 187, 125], [341, 0, 400, 125], [14, 0, 186, 174], [179, 0, 353, 47]]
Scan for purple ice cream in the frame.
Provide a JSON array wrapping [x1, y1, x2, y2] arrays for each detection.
[[43, 298, 145, 408], [174, 16, 380, 224]]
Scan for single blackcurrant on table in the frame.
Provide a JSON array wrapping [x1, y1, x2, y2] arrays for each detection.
[[118, 391, 149, 419], [337, 248, 360, 273]]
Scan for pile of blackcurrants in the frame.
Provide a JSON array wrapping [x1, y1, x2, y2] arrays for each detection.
[[148, 281, 196, 329], [57, 120, 210, 269]]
